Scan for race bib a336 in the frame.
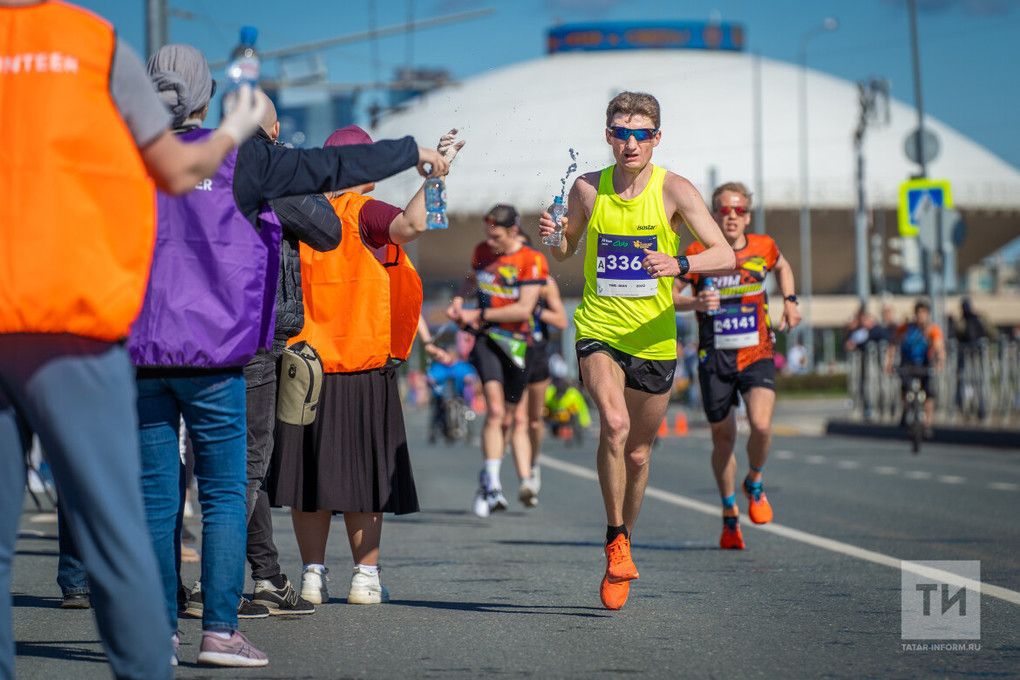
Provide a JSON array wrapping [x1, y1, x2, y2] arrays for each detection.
[[595, 234, 657, 298], [713, 304, 759, 349]]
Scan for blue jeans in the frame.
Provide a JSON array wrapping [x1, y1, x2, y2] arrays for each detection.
[[56, 509, 88, 597], [0, 335, 172, 680], [136, 371, 247, 633]]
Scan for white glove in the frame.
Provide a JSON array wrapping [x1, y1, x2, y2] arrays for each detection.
[[218, 84, 269, 146], [437, 128, 466, 165]]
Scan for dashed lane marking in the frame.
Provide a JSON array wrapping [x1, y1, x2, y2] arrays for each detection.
[[938, 475, 966, 484], [541, 455, 1020, 607], [873, 466, 899, 475], [989, 482, 1019, 492]]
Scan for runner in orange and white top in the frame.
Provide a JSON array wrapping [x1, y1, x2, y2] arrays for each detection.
[[447, 205, 549, 517], [674, 182, 800, 550]]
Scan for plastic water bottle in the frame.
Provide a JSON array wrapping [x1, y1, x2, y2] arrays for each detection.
[[227, 26, 260, 89], [425, 177, 448, 229], [704, 277, 720, 316], [543, 195, 566, 247]]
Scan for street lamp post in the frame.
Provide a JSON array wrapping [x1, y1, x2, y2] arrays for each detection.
[[797, 16, 838, 370]]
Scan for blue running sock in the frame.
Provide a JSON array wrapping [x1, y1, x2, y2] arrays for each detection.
[[744, 477, 763, 500], [750, 463, 764, 473], [721, 494, 736, 511], [723, 515, 739, 530]]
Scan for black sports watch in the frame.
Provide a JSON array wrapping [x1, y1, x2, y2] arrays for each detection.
[[784, 294, 799, 305], [675, 255, 690, 276]]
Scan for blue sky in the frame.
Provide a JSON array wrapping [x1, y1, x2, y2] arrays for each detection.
[[78, 0, 1020, 171]]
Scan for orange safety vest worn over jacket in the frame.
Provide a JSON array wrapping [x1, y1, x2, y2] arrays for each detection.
[[292, 192, 422, 373], [0, 1, 156, 340]]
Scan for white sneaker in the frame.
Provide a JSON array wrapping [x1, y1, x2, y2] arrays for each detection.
[[472, 487, 490, 518], [531, 465, 541, 495], [488, 488, 509, 513], [518, 478, 538, 508], [347, 568, 390, 605], [300, 565, 329, 605]]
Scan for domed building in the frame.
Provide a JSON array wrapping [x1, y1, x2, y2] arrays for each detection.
[[372, 21, 1020, 329]]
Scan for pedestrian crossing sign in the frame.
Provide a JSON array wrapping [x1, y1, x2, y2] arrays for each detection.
[[898, 178, 953, 237]]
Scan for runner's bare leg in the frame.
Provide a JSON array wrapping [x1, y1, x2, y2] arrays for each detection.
[[580, 352, 629, 527], [507, 398, 532, 481], [622, 388, 670, 532], [743, 387, 776, 480], [481, 381, 507, 462], [710, 412, 738, 509]]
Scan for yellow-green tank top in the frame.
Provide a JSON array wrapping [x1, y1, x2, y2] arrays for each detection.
[[573, 164, 679, 360]]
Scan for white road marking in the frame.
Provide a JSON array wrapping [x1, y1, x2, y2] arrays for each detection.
[[873, 466, 899, 475], [541, 455, 1020, 608], [904, 470, 933, 480], [805, 455, 826, 464], [989, 482, 1019, 492], [938, 475, 966, 485], [775, 450, 796, 460], [29, 513, 57, 523], [836, 460, 860, 470]]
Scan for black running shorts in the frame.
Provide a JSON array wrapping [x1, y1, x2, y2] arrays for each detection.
[[526, 342, 551, 385], [698, 358, 776, 423], [575, 338, 677, 396], [470, 334, 528, 404]]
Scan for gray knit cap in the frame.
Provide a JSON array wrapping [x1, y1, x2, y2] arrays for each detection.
[[147, 44, 214, 128]]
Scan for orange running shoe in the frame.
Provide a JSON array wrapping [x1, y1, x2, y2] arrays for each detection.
[[743, 479, 774, 525], [604, 534, 639, 582], [600, 573, 630, 610], [719, 520, 745, 550]]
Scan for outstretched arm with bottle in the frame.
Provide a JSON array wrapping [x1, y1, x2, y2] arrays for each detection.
[[387, 129, 465, 244]]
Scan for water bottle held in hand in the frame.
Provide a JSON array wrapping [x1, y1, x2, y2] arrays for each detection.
[[543, 195, 566, 246], [227, 26, 260, 89], [704, 277, 720, 316], [425, 177, 448, 230]]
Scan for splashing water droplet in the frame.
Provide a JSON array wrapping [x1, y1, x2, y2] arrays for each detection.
[[559, 148, 580, 201]]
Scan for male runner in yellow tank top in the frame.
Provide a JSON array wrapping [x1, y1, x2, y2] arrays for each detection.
[[539, 92, 734, 610]]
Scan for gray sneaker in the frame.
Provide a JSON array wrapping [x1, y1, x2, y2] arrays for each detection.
[[253, 577, 315, 615], [197, 630, 268, 667], [183, 582, 269, 619]]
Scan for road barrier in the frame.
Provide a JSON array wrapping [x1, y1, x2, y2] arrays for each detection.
[[846, 337, 1020, 427]]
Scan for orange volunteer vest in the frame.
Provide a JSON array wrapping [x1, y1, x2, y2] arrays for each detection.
[[0, 1, 156, 340], [292, 192, 423, 373]]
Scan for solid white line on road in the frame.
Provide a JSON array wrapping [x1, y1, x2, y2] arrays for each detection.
[[805, 455, 826, 464], [938, 475, 966, 485], [836, 460, 860, 470], [541, 455, 1020, 608], [873, 466, 899, 475], [904, 470, 933, 480], [774, 450, 796, 460], [989, 482, 1019, 492]]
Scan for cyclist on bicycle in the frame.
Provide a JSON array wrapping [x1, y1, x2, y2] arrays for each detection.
[[886, 299, 946, 437], [426, 340, 478, 443]]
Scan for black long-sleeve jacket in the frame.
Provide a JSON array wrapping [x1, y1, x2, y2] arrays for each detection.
[[234, 132, 419, 356]]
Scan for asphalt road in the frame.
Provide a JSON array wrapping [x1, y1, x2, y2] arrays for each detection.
[[10, 407, 1020, 679]]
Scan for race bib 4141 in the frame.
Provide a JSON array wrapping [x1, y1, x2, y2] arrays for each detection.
[[713, 304, 759, 349]]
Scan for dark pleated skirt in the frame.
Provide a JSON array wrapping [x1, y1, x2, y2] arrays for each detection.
[[267, 368, 419, 514]]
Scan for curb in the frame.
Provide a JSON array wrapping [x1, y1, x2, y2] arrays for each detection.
[[825, 420, 1020, 450]]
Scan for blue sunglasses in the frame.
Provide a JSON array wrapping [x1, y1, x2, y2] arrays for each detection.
[[607, 126, 659, 142]]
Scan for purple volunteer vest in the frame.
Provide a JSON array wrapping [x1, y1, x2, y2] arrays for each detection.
[[128, 129, 281, 368]]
